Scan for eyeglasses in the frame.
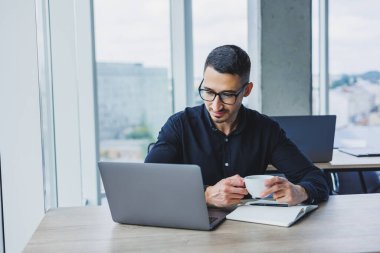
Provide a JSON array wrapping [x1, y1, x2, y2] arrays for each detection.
[[198, 79, 249, 105]]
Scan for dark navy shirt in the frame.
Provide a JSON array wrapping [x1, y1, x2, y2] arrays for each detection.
[[145, 104, 329, 204]]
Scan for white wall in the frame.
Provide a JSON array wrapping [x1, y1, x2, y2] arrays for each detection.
[[75, 0, 99, 206], [49, 0, 84, 207], [0, 0, 45, 252], [49, 0, 98, 207]]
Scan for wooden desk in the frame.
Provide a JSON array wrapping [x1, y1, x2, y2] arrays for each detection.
[[24, 194, 380, 253], [268, 149, 380, 171]]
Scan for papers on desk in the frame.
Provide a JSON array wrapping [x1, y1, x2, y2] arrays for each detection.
[[226, 199, 318, 227]]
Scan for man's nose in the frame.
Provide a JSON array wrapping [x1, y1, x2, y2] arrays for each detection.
[[212, 95, 223, 111]]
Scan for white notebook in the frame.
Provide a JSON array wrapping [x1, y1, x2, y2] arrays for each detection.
[[226, 199, 318, 227]]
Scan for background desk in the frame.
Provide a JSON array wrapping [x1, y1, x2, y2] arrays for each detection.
[[267, 149, 380, 193], [24, 194, 380, 253], [268, 149, 380, 171]]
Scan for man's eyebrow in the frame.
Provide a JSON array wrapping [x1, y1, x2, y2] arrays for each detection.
[[202, 86, 214, 91], [221, 89, 237, 93], [203, 86, 237, 93]]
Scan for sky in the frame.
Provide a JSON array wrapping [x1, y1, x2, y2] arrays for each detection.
[[94, 0, 380, 78], [93, 0, 171, 69], [93, 0, 247, 80], [313, 0, 380, 75]]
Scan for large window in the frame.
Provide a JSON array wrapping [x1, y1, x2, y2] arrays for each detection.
[[93, 0, 172, 163], [328, 0, 380, 128], [192, 0, 248, 105]]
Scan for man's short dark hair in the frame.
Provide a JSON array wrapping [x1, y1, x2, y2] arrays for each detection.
[[204, 45, 251, 84]]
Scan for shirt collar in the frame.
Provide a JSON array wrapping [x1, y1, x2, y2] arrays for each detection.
[[234, 105, 247, 135], [202, 104, 247, 135]]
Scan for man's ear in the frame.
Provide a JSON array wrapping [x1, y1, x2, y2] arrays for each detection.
[[243, 82, 253, 97]]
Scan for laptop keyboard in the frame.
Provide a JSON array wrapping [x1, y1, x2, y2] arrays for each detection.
[[209, 216, 218, 224]]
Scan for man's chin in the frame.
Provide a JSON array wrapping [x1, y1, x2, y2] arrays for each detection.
[[211, 115, 227, 124]]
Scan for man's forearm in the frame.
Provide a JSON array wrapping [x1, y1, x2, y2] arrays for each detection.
[[295, 184, 309, 203]]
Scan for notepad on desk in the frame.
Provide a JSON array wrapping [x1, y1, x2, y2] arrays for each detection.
[[226, 199, 318, 227]]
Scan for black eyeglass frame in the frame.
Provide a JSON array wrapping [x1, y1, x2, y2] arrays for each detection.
[[198, 79, 249, 105]]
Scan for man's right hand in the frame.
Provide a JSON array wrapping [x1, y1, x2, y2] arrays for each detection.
[[205, 174, 248, 207]]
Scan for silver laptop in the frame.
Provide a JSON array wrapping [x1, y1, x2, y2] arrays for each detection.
[[98, 162, 228, 230], [271, 115, 336, 162]]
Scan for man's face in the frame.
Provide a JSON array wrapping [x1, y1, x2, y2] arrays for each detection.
[[202, 66, 252, 125]]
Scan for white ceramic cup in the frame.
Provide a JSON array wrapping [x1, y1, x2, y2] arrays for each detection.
[[244, 175, 274, 198]]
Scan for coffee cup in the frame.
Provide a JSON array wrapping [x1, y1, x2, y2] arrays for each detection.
[[244, 175, 274, 198]]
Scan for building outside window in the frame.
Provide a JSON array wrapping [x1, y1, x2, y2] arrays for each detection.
[[328, 0, 380, 128], [93, 0, 173, 164]]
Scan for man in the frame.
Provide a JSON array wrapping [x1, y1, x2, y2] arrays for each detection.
[[145, 45, 329, 207]]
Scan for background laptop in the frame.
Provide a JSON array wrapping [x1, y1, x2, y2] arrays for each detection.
[[338, 147, 380, 157], [98, 162, 228, 231], [271, 115, 336, 162]]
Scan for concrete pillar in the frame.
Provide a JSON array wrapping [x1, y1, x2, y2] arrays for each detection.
[[260, 0, 312, 116]]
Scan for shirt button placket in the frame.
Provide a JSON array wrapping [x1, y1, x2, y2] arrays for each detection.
[[224, 137, 230, 170]]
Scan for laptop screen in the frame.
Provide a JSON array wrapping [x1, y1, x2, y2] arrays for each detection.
[[271, 115, 336, 162]]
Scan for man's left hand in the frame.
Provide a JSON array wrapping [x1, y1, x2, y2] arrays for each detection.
[[260, 176, 308, 206]]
